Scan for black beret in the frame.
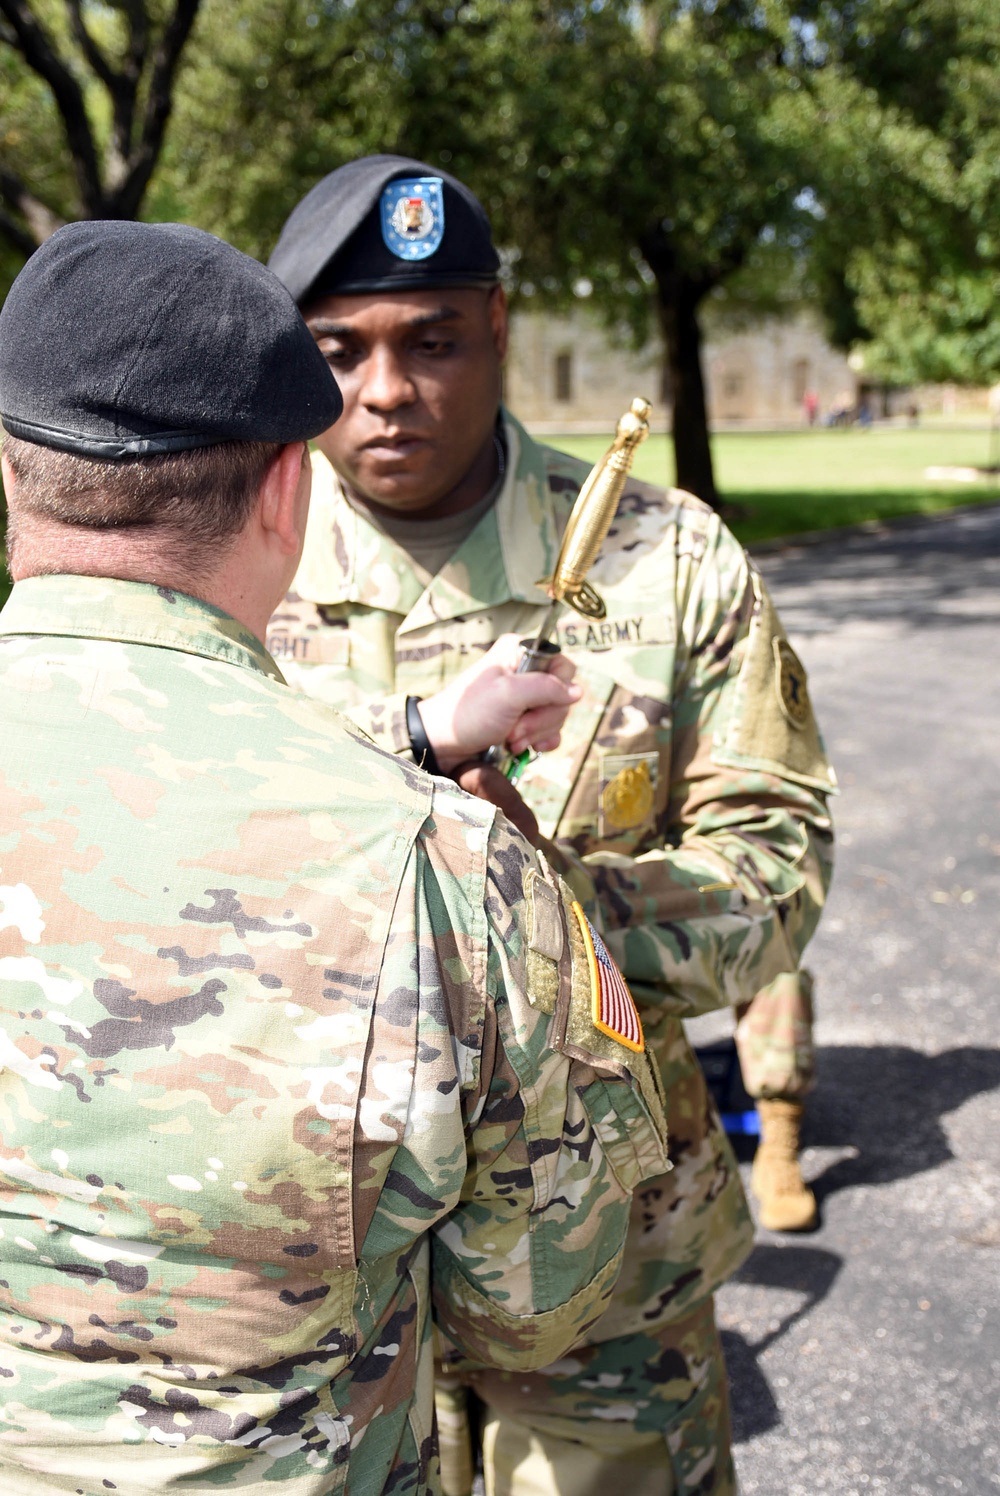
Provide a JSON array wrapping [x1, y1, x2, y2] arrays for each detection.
[[0, 220, 343, 460], [268, 154, 500, 305]]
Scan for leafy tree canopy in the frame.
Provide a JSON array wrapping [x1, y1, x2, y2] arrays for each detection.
[[3, 0, 999, 502], [0, 0, 201, 249]]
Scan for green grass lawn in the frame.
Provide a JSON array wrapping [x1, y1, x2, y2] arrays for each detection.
[[545, 425, 1000, 546], [1, 426, 998, 605]]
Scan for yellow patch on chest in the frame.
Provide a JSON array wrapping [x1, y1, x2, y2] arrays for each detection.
[[599, 754, 658, 835]]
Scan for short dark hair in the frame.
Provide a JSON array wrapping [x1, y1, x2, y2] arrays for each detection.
[[3, 435, 284, 573]]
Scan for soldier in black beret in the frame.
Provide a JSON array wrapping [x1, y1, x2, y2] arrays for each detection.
[[269, 152, 501, 303], [267, 155, 581, 809], [0, 220, 345, 637], [0, 220, 662, 1493], [265, 156, 835, 1496], [0, 218, 343, 641], [2, 219, 341, 458]]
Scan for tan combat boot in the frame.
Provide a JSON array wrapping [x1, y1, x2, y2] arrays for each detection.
[[752, 1098, 818, 1232]]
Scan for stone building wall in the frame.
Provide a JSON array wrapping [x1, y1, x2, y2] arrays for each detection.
[[504, 306, 857, 431]]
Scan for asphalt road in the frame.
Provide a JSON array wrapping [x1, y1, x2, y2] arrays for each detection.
[[709, 503, 1000, 1495]]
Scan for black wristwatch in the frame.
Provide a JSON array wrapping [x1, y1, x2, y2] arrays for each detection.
[[405, 696, 442, 777]]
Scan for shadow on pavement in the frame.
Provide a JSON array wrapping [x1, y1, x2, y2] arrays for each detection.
[[723, 1245, 843, 1443], [805, 1044, 1000, 1201], [757, 502, 1000, 635], [723, 1330, 782, 1443]]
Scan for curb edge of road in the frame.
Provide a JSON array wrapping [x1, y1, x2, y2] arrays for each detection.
[[746, 495, 1000, 558]]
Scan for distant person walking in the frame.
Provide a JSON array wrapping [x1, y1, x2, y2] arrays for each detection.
[[827, 390, 855, 427], [804, 390, 819, 426]]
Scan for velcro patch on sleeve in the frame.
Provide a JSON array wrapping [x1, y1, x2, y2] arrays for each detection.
[[570, 902, 644, 1053], [524, 867, 565, 1014], [527, 869, 565, 962]]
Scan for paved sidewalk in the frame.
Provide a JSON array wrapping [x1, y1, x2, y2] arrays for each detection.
[[717, 506, 1000, 1495]]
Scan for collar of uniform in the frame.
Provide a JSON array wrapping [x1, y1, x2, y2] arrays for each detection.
[[292, 448, 426, 617], [409, 413, 563, 631], [0, 575, 286, 683], [292, 413, 560, 629], [493, 411, 565, 602]]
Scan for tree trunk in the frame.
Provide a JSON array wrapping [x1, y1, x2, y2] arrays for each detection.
[[0, 0, 201, 253], [656, 274, 718, 508]]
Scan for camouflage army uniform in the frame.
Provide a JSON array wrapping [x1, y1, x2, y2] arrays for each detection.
[[0, 575, 669, 1496], [269, 414, 836, 1490]]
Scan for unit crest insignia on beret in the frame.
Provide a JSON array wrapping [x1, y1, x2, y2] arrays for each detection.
[[774, 638, 810, 728], [380, 177, 445, 260], [571, 902, 644, 1053]]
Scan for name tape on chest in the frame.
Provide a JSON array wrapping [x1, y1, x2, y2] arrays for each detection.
[[266, 628, 350, 666], [557, 614, 674, 651], [571, 901, 644, 1053]]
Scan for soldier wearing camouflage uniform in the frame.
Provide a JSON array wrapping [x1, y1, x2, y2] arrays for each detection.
[[0, 222, 669, 1494], [265, 158, 836, 1494]]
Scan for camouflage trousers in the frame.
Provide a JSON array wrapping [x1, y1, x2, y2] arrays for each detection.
[[735, 968, 815, 1101], [466, 1296, 735, 1496]]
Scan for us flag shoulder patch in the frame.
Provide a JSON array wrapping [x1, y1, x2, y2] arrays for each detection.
[[571, 901, 644, 1053]]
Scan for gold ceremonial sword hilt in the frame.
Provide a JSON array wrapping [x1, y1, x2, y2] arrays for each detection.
[[537, 395, 652, 621], [488, 397, 652, 780]]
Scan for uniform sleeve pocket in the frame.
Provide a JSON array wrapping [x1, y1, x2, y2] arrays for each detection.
[[576, 1069, 669, 1194]]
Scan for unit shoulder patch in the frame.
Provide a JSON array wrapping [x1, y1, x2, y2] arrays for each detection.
[[714, 572, 836, 793], [774, 638, 810, 728]]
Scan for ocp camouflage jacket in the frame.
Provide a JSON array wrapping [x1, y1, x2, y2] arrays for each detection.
[[0, 576, 668, 1494], [269, 413, 836, 1338]]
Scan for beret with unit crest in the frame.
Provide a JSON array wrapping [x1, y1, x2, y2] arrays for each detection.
[[0, 220, 343, 460], [268, 154, 501, 306]]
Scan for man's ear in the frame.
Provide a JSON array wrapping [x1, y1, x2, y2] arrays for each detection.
[[488, 284, 509, 361], [1, 452, 16, 502], [258, 442, 311, 556]]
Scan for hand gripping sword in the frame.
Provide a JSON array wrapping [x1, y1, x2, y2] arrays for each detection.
[[487, 396, 652, 780]]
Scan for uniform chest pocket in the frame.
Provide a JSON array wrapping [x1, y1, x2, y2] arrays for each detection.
[[516, 665, 616, 840], [558, 680, 673, 852]]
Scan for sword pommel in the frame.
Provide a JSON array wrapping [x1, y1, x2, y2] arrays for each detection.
[[538, 397, 652, 620]]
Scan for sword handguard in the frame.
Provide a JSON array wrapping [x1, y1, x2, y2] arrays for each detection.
[[488, 398, 652, 782]]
